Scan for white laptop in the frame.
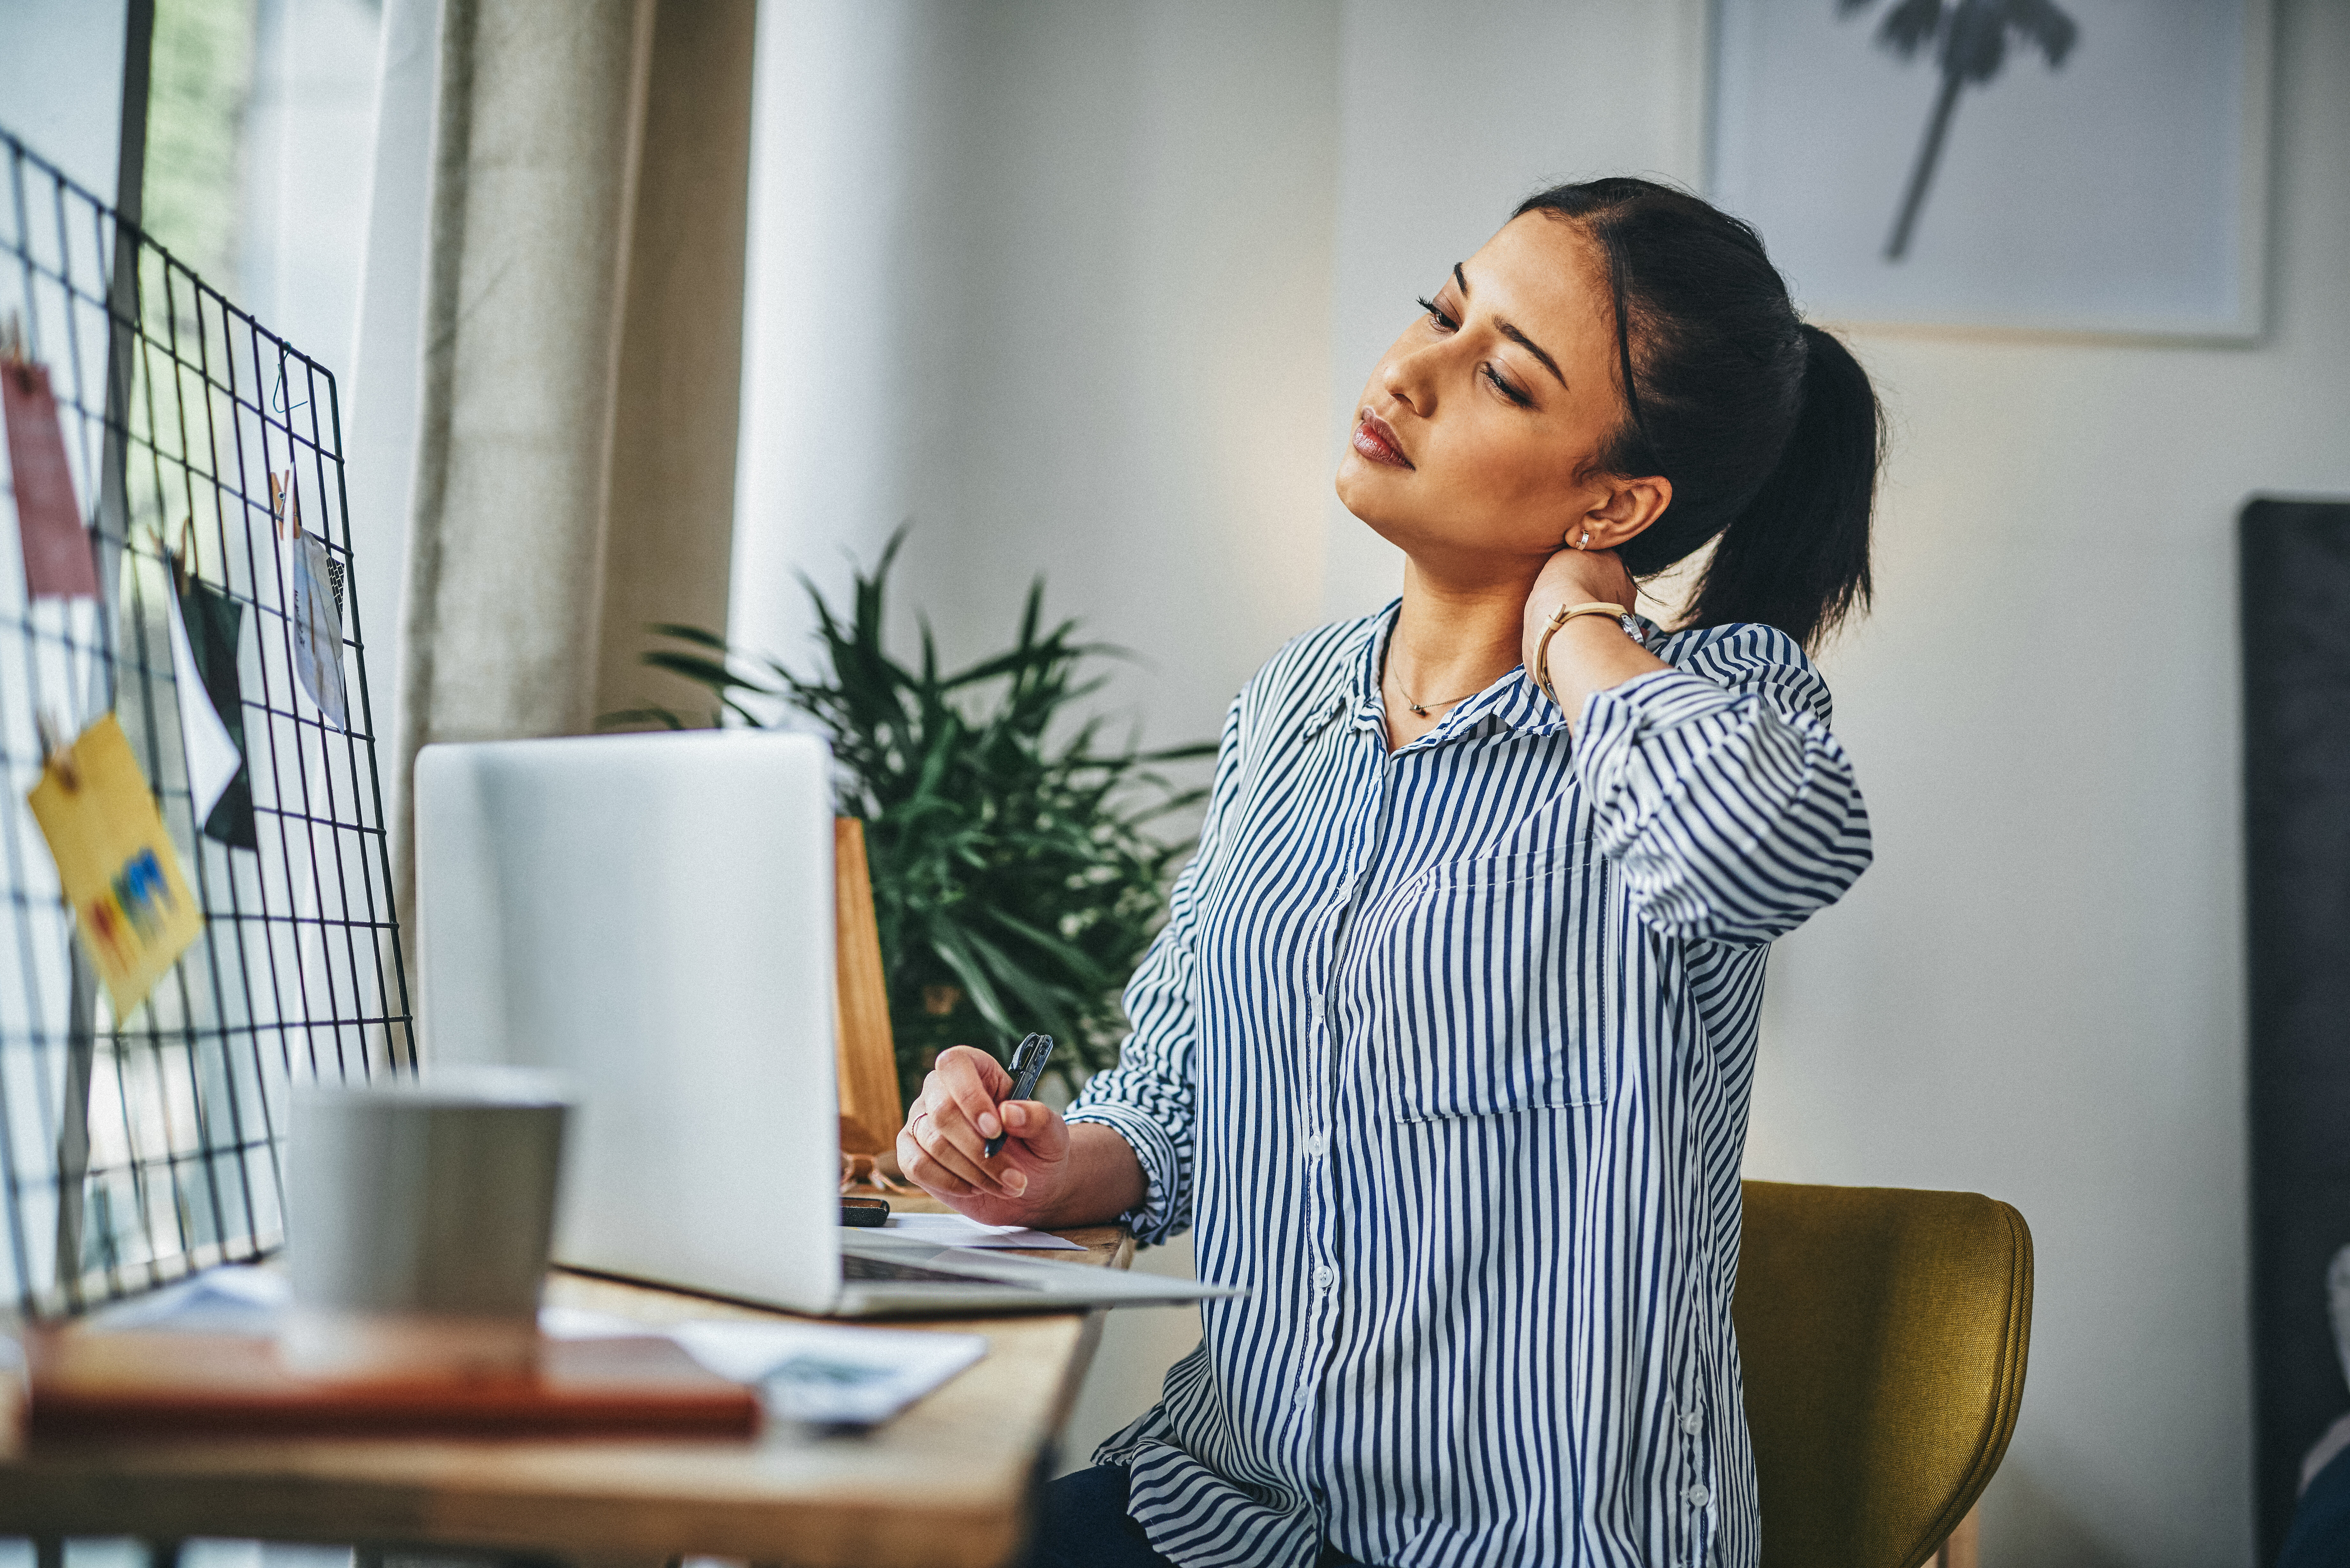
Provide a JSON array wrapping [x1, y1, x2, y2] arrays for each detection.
[[412, 730, 1231, 1317]]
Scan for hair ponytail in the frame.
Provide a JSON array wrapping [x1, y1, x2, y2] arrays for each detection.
[[1684, 325, 1878, 652], [1512, 179, 1883, 653]]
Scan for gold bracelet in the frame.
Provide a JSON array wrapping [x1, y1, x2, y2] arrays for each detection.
[[1533, 601, 1633, 709]]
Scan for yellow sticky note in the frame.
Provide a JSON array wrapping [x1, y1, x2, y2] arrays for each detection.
[[26, 713, 203, 1019]]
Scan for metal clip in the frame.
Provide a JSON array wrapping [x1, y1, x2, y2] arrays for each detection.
[[35, 712, 80, 792], [154, 520, 195, 595], [270, 363, 306, 416]]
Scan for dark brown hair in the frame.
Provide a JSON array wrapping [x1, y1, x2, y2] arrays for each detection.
[[1515, 178, 1880, 652]]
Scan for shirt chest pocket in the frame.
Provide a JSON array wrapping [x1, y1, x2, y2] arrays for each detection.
[[1372, 848, 1613, 1121]]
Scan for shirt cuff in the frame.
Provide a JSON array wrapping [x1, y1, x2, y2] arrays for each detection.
[[1064, 1101, 1186, 1245], [1573, 667, 1740, 800]]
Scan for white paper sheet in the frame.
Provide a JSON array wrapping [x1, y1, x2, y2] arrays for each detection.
[[85, 1264, 288, 1333], [882, 1211, 1086, 1251], [677, 1319, 986, 1427], [538, 1306, 983, 1427], [286, 533, 347, 729]]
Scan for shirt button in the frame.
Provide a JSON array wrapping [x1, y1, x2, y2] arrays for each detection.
[[1683, 1484, 1712, 1508], [1312, 1264, 1337, 1289], [1303, 1133, 1327, 1158], [1680, 1411, 1703, 1434], [1310, 998, 1325, 1024]]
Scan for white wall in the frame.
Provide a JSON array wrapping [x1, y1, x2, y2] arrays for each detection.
[[242, 0, 382, 367], [241, 0, 396, 720], [0, 3, 130, 205], [1742, 2, 2349, 1561], [731, 0, 1341, 744], [1320, 0, 1709, 620], [0, 0, 131, 437], [346, 0, 441, 742], [733, 2, 2350, 1560]]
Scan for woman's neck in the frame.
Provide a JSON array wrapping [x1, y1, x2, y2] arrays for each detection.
[[1385, 554, 1546, 705]]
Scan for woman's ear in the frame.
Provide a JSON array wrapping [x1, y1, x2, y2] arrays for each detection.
[[1577, 475, 1672, 552]]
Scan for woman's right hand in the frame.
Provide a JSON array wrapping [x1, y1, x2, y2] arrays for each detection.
[[897, 1045, 1072, 1226]]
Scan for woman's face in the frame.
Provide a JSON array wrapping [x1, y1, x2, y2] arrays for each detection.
[[1335, 213, 1660, 574]]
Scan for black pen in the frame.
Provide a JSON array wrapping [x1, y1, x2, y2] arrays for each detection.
[[984, 1033, 1055, 1158]]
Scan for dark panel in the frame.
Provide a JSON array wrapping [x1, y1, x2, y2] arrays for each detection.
[[2240, 496, 2350, 1563]]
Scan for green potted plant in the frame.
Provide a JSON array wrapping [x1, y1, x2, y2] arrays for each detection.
[[616, 533, 1211, 1107]]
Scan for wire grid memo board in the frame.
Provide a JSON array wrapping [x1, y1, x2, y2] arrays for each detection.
[[0, 125, 412, 1320]]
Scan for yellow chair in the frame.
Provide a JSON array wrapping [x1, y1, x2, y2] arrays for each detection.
[[1735, 1180, 2034, 1568]]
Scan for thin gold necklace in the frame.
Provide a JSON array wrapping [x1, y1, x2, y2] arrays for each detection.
[[1387, 666, 1480, 720]]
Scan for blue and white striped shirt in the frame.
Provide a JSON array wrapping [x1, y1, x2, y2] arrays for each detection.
[[1066, 603, 1871, 1568]]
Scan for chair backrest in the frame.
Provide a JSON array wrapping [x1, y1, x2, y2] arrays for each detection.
[[1734, 1180, 2034, 1568]]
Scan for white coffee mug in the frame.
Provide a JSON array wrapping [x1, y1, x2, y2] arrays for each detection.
[[283, 1066, 572, 1376]]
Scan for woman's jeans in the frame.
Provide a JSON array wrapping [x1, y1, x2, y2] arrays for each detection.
[[2281, 1443, 2350, 1568], [1027, 1465, 1371, 1568]]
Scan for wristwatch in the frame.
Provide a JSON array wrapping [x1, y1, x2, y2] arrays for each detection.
[[1533, 601, 1640, 709]]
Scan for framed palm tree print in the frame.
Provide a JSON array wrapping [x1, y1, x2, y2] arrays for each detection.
[[1708, 0, 2272, 340]]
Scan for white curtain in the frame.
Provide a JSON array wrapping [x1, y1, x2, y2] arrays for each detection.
[[388, 0, 755, 1014], [398, 0, 653, 756]]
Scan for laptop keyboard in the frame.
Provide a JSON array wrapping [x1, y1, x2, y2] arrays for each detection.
[[843, 1253, 1039, 1287]]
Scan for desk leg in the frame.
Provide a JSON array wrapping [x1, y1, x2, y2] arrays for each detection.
[[1930, 1505, 1981, 1568]]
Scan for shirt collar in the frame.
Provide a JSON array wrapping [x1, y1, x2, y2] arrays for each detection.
[[1295, 600, 1551, 746], [1299, 603, 1668, 746], [1482, 609, 1668, 740], [1300, 603, 1389, 739]]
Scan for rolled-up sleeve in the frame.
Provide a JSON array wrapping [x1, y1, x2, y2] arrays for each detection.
[[1065, 695, 1245, 1244], [1573, 623, 1872, 946]]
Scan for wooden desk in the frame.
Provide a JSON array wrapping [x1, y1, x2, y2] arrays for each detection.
[[0, 1216, 1131, 1568]]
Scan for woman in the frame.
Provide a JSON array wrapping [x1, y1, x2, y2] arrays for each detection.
[[899, 177, 1877, 1568]]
